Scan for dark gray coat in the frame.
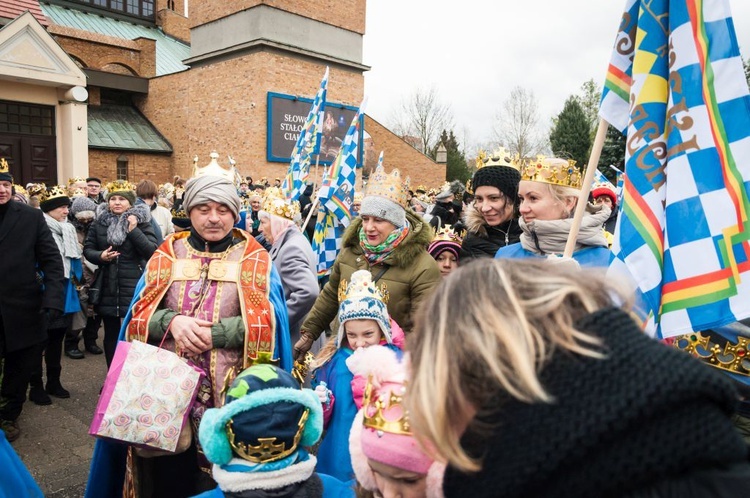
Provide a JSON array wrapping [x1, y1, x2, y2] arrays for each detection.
[[268, 228, 319, 345], [83, 203, 158, 318], [0, 201, 65, 352]]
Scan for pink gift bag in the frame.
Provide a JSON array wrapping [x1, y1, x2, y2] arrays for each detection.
[[89, 339, 204, 452]]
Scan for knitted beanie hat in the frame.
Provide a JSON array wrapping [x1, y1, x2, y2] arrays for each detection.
[[592, 184, 617, 207], [70, 196, 97, 220], [198, 363, 323, 466], [337, 270, 392, 347], [359, 196, 406, 228], [348, 348, 445, 497], [106, 187, 136, 206], [428, 239, 461, 261], [471, 166, 521, 203], [40, 191, 71, 213]]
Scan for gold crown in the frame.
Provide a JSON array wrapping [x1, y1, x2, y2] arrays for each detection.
[[415, 184, 427, 194], [70, 187, 87, 198], [432, 224, 464, 244], [26, 183, 46, 197], [13, 184, 27, 197], [227, 409, 309, 463], [42, 185, 69, 202], [520, 155, 582, 189], [171, 205, 187, 219], [362, 375, 411, 436], [262, 187, 301, 221], [479, 147, 521, 171], [292, 351, 315, 385], [365, 166, 409, 208], [106, 180, 136, 194], [0, 157, 8, 174], [192, 151, 235, 182], [342, 269, 385, 302], [67, 176, 85, 186], [672, 331, 750, 377]]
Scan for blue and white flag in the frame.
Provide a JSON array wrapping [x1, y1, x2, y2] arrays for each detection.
[[282, 67, 328, 202], [602, 0, 750, 338], [312, 99, 366, 277]]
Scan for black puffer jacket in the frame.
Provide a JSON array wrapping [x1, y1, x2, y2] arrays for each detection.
[[459, 206, 522, 261], [83, 203, 158, 318]]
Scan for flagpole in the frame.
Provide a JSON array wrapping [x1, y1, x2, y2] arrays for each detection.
[[300, 155, 324, 233], [563, 117, 610, 259]]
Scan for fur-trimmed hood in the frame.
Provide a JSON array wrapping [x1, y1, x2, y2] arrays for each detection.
[[95, 202, 151, 247], [463, 204, 490, 238], [342, 209, 434, 268]]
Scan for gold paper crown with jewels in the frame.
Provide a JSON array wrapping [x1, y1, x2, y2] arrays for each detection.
[[67, 176, 85, 186], [262, 187, 301, 221], [0, 157, 9, 175], [26, 183, 46, 197], [227, 409, 309, 463], [171, 205, 187, 219], [362, 375, 411, 436], [42, 185, 69, 202], [192, 151, 235, 182], [672, 331, 750, 377], [13, 184, 27, 197], [520, 155, 582, 190], [477, 147, 521, 171], [433, 224, 464, 244], [106, 179, 136, 194], [365, 166, 409, 208]]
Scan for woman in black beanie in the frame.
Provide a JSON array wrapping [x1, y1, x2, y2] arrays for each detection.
[[408, 259, 750, 498], [460, 163, 522, 261]]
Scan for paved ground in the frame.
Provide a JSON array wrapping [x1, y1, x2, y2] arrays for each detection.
[[10, 347, 108, 497]]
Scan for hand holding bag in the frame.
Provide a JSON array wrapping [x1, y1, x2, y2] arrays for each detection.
[[89, 334, 205, 453]]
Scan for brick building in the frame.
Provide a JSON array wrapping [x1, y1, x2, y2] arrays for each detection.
[[0, 0, 445, 189]]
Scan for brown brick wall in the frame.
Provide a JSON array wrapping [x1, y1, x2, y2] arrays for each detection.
[[139, 53, 363, 182], [156, 6, 190, 44], [189, 0, 364, 34], [50, 27, 155, 77], [364, 116, 446, 189], [88, 149, 172, 184]]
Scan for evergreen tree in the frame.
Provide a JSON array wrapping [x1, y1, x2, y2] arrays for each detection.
[[598, 124, 627, 183], [549, 97, 592, 167], [435, 129, 472, 183]]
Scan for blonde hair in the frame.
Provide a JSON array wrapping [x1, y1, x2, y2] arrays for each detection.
[[542, 182, 580, 218], [407, 258, 631, 473], [311, 335, 338, 371]]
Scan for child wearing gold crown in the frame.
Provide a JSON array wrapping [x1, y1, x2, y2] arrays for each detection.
[[495, 156, 611, 267], [310, 269, 404, 483]]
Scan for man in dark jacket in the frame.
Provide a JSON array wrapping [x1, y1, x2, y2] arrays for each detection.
[[0, 161, 65, 442]]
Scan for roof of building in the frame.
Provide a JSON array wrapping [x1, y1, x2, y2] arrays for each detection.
[[88, 105, 172, 153], [40, 2, 189, 76], [0, 0, 49, 26]]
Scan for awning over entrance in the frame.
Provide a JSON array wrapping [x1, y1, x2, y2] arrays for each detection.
[[87, 104, 172, 153]]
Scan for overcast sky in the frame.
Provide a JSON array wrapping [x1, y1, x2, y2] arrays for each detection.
[[362, 0, 750, 152]]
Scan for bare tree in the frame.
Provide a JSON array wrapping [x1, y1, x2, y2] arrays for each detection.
[[493, 86, 545, 158], [390, 86, 454, 155]]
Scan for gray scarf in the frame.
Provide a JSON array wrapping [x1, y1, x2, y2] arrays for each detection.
[[96, 202, 151, 247], [44, 213, 82, 278], [519, 203, 610, 255]]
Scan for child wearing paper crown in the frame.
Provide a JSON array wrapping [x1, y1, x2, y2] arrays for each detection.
[[195, 363, 353, 498], [310, 269, 404, 482], [348, 346, 445, 498]]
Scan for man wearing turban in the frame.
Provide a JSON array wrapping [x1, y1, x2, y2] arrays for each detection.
[[86, 170, 292, 497]]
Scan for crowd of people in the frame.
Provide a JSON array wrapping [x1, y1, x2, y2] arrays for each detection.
[[1, 149, 749, 498]]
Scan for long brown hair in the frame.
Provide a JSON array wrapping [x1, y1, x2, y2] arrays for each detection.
[[407, 258, 632, 472]]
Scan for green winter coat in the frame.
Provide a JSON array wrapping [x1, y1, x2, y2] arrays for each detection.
[[302, 210, 441, 339]]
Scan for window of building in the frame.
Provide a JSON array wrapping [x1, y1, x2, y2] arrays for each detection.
[[117, 155, 129, 180], [60, 0, 155, 20], [0, 101, 55, 136]]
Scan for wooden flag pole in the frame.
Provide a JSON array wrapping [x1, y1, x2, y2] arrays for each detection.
[[300, 155, 323, 233], [563, 118, 610, 258]]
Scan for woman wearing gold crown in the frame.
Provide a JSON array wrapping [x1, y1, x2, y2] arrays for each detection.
[[83, 180, 159, 367], [258, 188, 318, 346], [494, 156, 611, 267], [293, 166, 441, 361]]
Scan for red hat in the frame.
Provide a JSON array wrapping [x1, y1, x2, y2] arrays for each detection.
[[591, 183, 617, 207]]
